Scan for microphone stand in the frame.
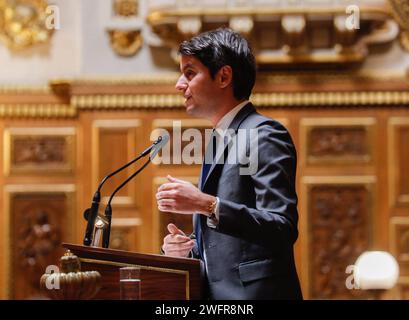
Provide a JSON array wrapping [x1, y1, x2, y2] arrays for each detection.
[[102, 158, 151, 248], [83, 136, 163, 246]]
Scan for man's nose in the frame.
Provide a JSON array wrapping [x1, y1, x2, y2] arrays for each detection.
[[175, 75, 187, 92]]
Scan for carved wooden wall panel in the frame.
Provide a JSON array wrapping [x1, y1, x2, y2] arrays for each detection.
[[109, 218, 141, 251], [3, 127, 76, 175], [152, 119, 211, 166], [92, 119, 142, 207], [390, 217, 409, 276], [301, 177, 375, 299], [390, 217, 409, 299], [300, 118, 375, 165], [4, 185, 75, 299], [388, 118, 409, 209], [1, 78, 409, 299]]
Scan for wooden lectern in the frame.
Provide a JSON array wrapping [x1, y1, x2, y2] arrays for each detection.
[[63, 243, 203, 300]]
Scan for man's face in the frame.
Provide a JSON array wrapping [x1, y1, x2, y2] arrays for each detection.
[[175, 55, 220, 119]]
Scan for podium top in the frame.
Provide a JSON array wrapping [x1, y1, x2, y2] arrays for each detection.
[[63, 243, 201, 272], [63, 243, 203, 300]]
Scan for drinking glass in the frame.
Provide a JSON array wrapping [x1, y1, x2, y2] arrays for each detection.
[[119, 266, 141, 300]]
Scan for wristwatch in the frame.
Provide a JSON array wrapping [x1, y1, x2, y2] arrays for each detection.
[[207, 197, 218, 219]]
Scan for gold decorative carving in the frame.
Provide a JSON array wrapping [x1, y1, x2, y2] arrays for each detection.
[[106, 29, 143, 57], [0, 0, 54, 51], [389, 0, 409, 28], [72, 94, 184, 109], [0, 104, 76, 118], [300, 118, 375, 165], [40, 250, 101, 300], [300, 176, 376, 299], [113, 0, 138, 17], [72, 91, 409, 110], [147, 6, 397, 65], [3, 127, 76, 175], [388, 0, 409, 52], [0, 85, 50, 93], [58, 72, 405, 87], [400, 31, 409, 52]]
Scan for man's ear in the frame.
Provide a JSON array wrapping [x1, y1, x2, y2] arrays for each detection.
[[218, 65, 233, 89]]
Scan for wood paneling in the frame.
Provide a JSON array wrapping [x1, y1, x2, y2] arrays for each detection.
[[3, 127, 76, 176], [301, 176, 375, 299], [3, 185, 75, 299], [1, 77, 409, 299], [389, 118, 409, 209], [300, 118, 375, 166], [92, 119, 142, 207]]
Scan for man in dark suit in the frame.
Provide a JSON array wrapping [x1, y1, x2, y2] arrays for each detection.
[[156, 28, 302, 300]]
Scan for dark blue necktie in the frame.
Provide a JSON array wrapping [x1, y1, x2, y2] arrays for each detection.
[[201, 129, 217, 189], [195, 130, 217, 259]]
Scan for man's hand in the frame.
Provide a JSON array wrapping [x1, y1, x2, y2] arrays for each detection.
[[156, 175, 215, 215], [162, 223, 194, 257]]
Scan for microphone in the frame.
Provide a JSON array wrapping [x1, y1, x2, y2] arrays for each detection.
[[101, 134, 169, 248], [150, 134, 169, 161], [83, 135, 166, 246]]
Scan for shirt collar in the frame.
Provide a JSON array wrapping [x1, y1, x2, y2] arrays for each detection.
[[215, 100, 250, 131]]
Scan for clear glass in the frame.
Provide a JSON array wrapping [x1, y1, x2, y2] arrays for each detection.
[[119, 267, 141, 300]]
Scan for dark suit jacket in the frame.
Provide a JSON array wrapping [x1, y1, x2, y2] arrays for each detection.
[[192, 103, 302, 300]]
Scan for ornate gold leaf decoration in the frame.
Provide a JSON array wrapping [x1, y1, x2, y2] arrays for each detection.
[[388, 0, 409, 52], [0, 104, 76, 118], [0, 0, 54, 51], [388, 0, 409, 29], [106, 29, 143, 57], [40, 250, 101, 300], [147, 6, 398, 65], [71, 91, 409, 110], [113, 0, 138, 17]]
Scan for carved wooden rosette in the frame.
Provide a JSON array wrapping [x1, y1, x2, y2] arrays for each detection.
[[40, 250, 101, 300]]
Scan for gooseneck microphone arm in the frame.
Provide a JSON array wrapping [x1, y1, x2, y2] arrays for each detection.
[[83, 136, 164, 246], [96, 135, 163, 192], [102, 158, 151, 248]]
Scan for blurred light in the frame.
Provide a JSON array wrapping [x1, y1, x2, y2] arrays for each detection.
[[354, 251, 399, 290]]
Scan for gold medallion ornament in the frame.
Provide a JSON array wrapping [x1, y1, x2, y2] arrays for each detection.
[[0, 0, 54, 51], [113, 0, 138, 17], [106, 29, 143, 57]]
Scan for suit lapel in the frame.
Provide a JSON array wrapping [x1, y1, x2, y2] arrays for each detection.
[[201, 103, 256, 191]]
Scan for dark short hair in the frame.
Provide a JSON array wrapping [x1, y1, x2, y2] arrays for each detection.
[[178, 28, 256, 100]]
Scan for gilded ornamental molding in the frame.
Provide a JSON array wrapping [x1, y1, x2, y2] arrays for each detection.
[[0, 104, 76, 118], [147, 3, 398, 65], [72, 94, 184, 109], [0, 0, 55, 51], [1, 73, 409, 118], [72, 91, 409, 109], [388, 0, 409, 51]]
